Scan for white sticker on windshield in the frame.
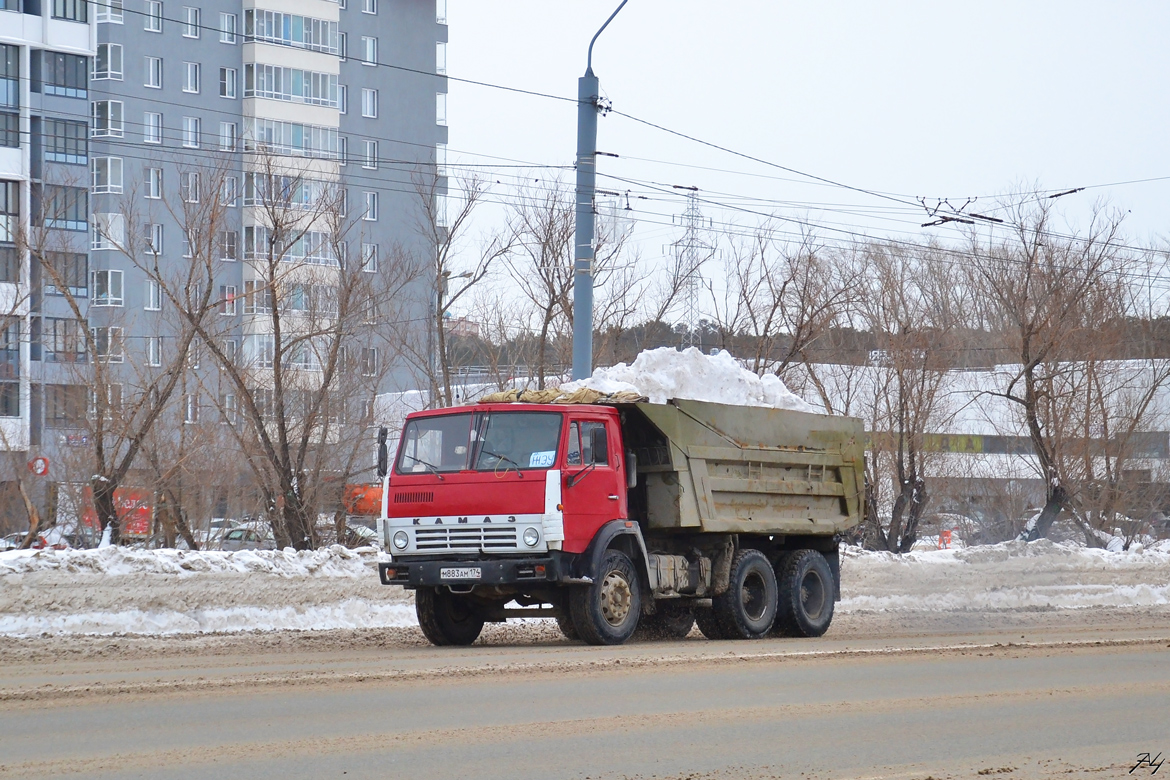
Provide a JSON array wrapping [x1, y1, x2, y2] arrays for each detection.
[[529, 451, 555, 468]]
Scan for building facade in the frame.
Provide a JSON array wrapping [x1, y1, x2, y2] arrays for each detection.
[[1, 0, 445, 533]]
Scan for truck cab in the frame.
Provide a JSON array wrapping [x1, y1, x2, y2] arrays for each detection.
[[378, 399, 864, 648]]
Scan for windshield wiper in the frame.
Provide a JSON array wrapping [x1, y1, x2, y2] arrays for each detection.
[[402, 454, 445, 480], [479, 449, 524, 477]]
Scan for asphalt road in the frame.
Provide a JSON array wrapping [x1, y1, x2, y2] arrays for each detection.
[[1, 624, 1168, 779]]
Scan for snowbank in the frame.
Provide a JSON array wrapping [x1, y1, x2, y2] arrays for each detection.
[[560, 347, 818, 412], [0, 544, 381, 578], [840, 538, 1170, 612]]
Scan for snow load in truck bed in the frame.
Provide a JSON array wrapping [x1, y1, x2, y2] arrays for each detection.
[[483, 348, 819, 412]]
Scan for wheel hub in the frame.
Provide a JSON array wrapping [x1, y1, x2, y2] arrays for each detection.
[[800, 571, 826, 619], [599, 571, 633, 626]]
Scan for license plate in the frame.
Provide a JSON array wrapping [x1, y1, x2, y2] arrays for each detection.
[[440, 567, 482, 580]]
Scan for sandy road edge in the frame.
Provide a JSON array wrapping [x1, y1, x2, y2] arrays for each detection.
[[3, 635, 1168, 705]]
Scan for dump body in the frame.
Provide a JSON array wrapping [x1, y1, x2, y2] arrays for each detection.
[[622, 399, 864, 535]]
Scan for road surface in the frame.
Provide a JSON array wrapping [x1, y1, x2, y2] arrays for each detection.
[[1, 610, 1167, 779]]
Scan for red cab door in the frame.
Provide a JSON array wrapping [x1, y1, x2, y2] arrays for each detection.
[[560, 414, 625, 553]]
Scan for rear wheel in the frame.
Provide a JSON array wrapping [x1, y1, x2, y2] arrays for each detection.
[[415, 587, 485, 646], [712, 549, 778, 639], [569, 549, 641, 645], [636, 602, 695, 641], [773, 549, 834, 637]]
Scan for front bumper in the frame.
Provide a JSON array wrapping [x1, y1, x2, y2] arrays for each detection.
[[379, 554, 567, 588]]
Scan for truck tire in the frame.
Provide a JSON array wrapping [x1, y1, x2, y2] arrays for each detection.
[[415, 587, 485, 646], [555, 613, 580, 641], [773, 549, 834, 637], [569, 549, 641, 645], [635, 602, 695, 641], [694, 606, 731, 640], [712, 549, 778, 639]]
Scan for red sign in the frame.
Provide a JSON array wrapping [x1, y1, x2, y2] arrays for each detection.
[[28, 457, 50, 477], [81, 486, 154, 537]]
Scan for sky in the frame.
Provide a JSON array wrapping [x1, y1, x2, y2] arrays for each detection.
[[443, 1, 1170, 318]]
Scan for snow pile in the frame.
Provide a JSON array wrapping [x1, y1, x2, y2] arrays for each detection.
[[0, 600, 416, 636], [0, 544, 382, 578], [561, 347, 818, 412], [840, 538, 1170, 612]]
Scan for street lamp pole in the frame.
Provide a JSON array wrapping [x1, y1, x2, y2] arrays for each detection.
[[572, 0, 628, 381]]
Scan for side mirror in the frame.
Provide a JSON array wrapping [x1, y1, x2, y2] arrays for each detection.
[[376, 427, 389, 479], [625, 450, 637, 489], [589, 425, 609, 466]]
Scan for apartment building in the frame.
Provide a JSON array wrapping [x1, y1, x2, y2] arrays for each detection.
[[1, 0, 446, 528]]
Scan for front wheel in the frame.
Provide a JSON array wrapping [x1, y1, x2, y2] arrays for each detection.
[[415, 587, 485, 646], [569, 549, 641, 645], [773, 549, 834, 637]]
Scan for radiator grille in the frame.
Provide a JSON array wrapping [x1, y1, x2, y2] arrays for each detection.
[[394, 491, 434, 504], [414, 526, 518, 551]]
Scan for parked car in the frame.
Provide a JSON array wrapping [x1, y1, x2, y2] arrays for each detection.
[[220, 527, 275, 552]]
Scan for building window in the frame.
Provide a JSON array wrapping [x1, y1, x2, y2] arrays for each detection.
[[39, 318, 88, 364], [43, 119, 88, 164], [243, 64, 339, 107], [243, 118, 339, 159], [338, 84, 347, 114], [363, 0, 376, 13], [183, 7, 201, 38], [436, 42, 447, 75], [361, 88, 378, 118], [436, 92, 447, 126], [0, 113, 15, 149], [362, 139, 377, 169], [93, 328, 124, 364], [219, 12, 237, 43], [220, 393, 237, 423], [362, 191, 378, 221], [219, 122, 237, 151], [361, 347, 378, 376], [361, 243, 378, 273], [145, 278, 162, 310], [146, 336, 161, 367], [361, 36, 377, 65], [145, 167, 162, 199], [92, 100, 124, 137], [183, 62, 201, 93], [36, 185, 87, 231], [143, 112, 162, 144], [43, 253, 88, 297], [182, 116, 200, 148], [43, 52, 88, 98], [91, 157, 123, 194], [92, 213, 124, 250], [52, 0, 87, 22], [243, 280, 272, 315], [180, 172, 199, 202], [143, 223, 163, 254], [145, 0, 162, 31], [219, 285, 237, 315], [221, 176, 237, 207], [44, 384, 87, 427], [96, 0, 123, 23], [0, 44, 16, 111], [436, 0, 447, 24], [91, 270, 124, 306], [339, 136, 347, 166], [338, 32, 347, 61], [93, 44, 123, 80], [243, 10, 339, 54], [219, 230, 238, 261], [219, 67, 236, 98], [144, 56, 162, 88], [184, 394, 199, 423]]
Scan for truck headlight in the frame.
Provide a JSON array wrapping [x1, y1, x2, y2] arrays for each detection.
[[392, 530, 409, 550], [522, 527, 540, 547]]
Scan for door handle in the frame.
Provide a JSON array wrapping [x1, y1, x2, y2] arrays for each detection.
[[608, 494, 619, 500]]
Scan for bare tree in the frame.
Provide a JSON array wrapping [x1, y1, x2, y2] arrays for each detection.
[[411, 172, 514, 406], [969, 200, 1130, 540]]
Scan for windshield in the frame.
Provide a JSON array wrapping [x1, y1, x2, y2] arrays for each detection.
[[395, 411, 562, 475]]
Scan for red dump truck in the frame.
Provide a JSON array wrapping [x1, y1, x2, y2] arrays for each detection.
[[376, 397, 865, 646]]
